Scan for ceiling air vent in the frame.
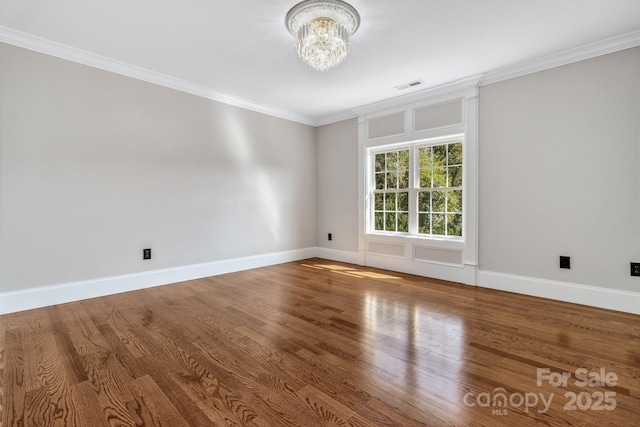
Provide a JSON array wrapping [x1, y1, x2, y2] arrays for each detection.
[[395, 80, 424, 90]]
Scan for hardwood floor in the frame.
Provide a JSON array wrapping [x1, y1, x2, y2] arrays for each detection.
[[1, 258, 638, 426]]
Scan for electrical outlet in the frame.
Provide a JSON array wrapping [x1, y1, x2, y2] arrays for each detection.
[[328, 233, 332, 241], [559, 256, 570, 269], [631, 262, 640, 277], [143, 248, 152, 260]]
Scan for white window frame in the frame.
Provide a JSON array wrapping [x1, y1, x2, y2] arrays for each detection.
[[368, 135, 465, 240]]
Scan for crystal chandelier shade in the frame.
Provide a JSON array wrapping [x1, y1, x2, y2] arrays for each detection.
[[296, 17, 349, 71], [286, 0, 360, 71]]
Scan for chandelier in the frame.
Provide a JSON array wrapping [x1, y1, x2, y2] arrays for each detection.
[[285, 0, 360, 71]]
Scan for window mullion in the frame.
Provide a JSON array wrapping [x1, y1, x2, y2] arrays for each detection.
[[409, 146, 417, 235]]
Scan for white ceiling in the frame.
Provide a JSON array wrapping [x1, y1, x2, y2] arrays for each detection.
[[1, 0, 639, 125]]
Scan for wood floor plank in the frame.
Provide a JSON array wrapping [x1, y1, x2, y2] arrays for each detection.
[[71, 381, 110, 427], [0, 315, 4, 426], [89, 365, 137, 426], [2, 329, 25, 427], [126, 374, 190, 427], [2, 258, 639, 426]]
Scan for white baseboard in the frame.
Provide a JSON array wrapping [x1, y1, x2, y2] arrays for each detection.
[[310, 251, 639, 315], [0, 247, 317, 315], [3, 250, 638, 315], [314, 247, 362, 265], [477, 270, 640, 315]]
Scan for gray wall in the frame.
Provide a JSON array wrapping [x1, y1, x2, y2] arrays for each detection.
[[0, 43, 317, 293], [2, 42, 638, 297], [479, 47, 639, 292], [316, 118, 359, 252]]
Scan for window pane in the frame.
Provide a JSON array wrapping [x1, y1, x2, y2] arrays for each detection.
[[386, 152, 397, 170], [398, 213, 409, 232], [398, 150, 409, 169], [447, 214, 462, 236], [448, 165, 462, 187], [433, 167, 447, 188], [398, 192, 409, 211], [385, 192, 396, 211], [375, 173, 385, 190], [432, 214, 446, 235], [386, 172, 397, 189], [374, 212, 384, 231], [418, 213, 429, 234], [418, 192, 430, 212], [432, 191, 446, 212], [448, 142, 462, 165], [433, 145, 447, 166], [420, 169, 431, 188], [447, 190, 462, 212], [374, 193, 384, 210], [419, 147, 432, 168], [375, 153, 385, 172], [398, 170, 409, 189], [385, 213, 396, 231]]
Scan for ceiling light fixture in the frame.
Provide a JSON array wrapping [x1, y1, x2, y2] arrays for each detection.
[[285, 0, 360, 71]]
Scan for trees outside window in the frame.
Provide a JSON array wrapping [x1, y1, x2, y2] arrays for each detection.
[[370, 140, 463, 238]]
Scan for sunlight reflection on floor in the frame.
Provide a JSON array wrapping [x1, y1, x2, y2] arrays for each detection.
[[300, 263, 402, 279], [364, 292, 465, 413], [301, 260, 464, 411]]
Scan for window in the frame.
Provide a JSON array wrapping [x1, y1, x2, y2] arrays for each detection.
[[369, 138, 463, 239], [373, 149, 409, 232], [417, 142, 463, 237], [359, 92, 476, 279]]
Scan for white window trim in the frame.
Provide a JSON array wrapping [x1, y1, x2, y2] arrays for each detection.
[[367, 135, 465, 239], [357, 87, 478, 285]]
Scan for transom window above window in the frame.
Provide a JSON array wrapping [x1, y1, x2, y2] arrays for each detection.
[[369, 139, 463, 239]]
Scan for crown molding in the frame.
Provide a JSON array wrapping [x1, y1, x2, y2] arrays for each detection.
[[346, 30, 639, 123], [313, 109, 359, 127], [480, 30, 640, 86], [2, 26, 638, 128], [0, 26, 317, 126]]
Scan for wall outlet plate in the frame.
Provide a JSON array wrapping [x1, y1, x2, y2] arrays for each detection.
[[143, 248, 152, 260], [631, 262, 640, 277], [559, 256, 570, 269]]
